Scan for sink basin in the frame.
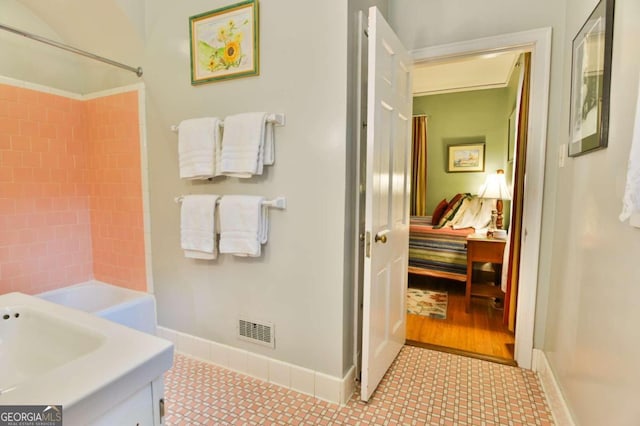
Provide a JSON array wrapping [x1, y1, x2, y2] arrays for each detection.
[[0, 292, 173, 425], [0, 304, 105, 394]]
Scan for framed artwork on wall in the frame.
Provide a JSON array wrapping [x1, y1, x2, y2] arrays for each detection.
[[189, 0, 259, 85], [568, 0, 615, 157], [447, 143, 485, 173]]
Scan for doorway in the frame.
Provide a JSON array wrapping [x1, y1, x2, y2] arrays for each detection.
[[405, 52, 529, 364], [407, 30, 550, 370], [353, 27, 551, 379]]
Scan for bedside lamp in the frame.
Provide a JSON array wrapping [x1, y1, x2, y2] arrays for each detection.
[[478, 169, 512, 229]]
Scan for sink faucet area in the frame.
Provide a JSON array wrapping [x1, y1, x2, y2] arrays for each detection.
[[0, 292, 173, 425]]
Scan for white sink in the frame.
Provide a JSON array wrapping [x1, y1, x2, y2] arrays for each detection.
[[0, 304, 105, 394], [0, 293, 173, 425]]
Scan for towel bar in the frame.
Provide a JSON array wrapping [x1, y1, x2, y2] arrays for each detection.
[[170, 113, 286, 132], [174, 195, 286, 210]]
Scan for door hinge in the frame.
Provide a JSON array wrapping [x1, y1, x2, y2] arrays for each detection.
[[365, 231, 371, 258]]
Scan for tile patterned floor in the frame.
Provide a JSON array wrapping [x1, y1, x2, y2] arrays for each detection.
[[165, 345, 553, 425]]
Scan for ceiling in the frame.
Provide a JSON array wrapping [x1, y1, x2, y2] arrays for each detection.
[[412, 51, 520, 97]]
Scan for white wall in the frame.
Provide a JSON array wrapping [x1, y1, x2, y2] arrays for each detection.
[[143, 0, 350, 378], [544, 0, 640, 424]]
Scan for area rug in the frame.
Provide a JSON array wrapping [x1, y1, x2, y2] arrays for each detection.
[[407, 288, 448, 319]]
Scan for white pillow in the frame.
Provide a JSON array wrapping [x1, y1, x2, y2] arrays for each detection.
[[448, 198, 471, 227], [452, 196, 495, 229], [471, 198, 495, 229], [452, 196, 481, 229]]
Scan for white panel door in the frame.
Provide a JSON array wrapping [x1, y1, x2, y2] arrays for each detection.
[[360, 6, 412, 402]]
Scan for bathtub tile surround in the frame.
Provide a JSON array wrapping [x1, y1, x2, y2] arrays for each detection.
[[0, 81, 92, 294], [164, 346, 554, 425], [157, 326, 354, 405], [0, 76, 148, 295], [86, 91, 146, 290]]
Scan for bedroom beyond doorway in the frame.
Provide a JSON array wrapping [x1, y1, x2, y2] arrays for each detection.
[[407, 50, 529, 365]]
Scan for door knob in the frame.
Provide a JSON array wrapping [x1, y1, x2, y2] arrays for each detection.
[[374, 232, 388, 243]]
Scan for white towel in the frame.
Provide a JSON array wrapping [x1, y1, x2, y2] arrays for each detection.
[[220, 112, 269, 177], [180, 194, 220, 259], [178, 117, 221, 179], [219, 195, 268, 257], [620, 76, 640, 224]]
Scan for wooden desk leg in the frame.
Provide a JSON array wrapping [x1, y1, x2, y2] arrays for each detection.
[[465, 260, 473, 313]]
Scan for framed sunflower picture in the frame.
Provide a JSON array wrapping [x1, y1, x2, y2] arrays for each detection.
[[189, 0, 259, 85]]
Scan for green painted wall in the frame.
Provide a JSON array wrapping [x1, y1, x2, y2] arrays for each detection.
[[413, 88, 510, 222]]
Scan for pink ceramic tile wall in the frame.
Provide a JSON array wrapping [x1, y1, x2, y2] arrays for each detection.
[[0, 84, 92, 294], [86, 92, 146, 291], [0, 84, 146, 294]]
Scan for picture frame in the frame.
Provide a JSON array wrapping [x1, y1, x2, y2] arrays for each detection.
[[189, 0, 259, 85], [568, 0, 615, 157], [447, 143, 485, 173]]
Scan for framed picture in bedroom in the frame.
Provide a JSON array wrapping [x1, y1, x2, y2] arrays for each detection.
[[189, 0, 259, 85], [568, 0, 615, 157], [447, 143, 485, 173]]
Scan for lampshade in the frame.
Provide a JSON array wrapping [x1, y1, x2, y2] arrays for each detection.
[[478, 170, 512, 200]]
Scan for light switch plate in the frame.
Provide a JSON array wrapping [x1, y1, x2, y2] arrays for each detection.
[[630, 212, 640, 228]]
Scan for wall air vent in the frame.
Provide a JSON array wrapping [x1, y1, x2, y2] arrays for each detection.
[[237, 318, 275, 348]]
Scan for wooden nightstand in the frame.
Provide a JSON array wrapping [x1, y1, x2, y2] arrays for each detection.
[[465, 235, 506, 313]]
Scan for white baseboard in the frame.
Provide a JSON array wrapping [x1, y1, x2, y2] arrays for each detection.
[[157, 326, 354, 405], [532, 349, 575, 426]]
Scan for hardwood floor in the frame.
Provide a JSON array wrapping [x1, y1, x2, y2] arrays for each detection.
[[406, 274, 515, 362]]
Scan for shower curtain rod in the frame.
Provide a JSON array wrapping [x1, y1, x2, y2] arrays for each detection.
[[0, 23, 143, 77]]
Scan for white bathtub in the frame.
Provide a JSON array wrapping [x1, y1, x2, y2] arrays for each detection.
[[37, 281, 157, 335]]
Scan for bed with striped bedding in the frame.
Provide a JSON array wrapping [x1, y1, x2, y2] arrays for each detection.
[[408, 216, 475, 282]]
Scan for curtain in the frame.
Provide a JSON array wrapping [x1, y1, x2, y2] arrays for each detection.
[[411, 116, 428, 216], [504, 53, 531, 331]]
